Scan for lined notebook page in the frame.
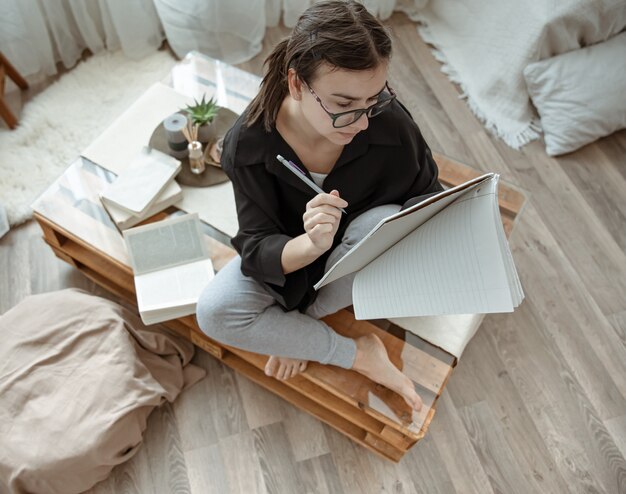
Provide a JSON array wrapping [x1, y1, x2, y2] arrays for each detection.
[[314, 174, 493, 290], [352, 177, 521, 319]]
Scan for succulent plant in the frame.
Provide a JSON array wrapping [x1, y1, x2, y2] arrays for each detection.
[[183, 95, 219, 126]]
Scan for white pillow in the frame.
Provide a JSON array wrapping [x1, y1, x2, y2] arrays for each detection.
[[524, 31, 626, 156]]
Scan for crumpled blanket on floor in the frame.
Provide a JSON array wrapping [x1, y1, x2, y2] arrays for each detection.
[[0, 289, 206, 494]]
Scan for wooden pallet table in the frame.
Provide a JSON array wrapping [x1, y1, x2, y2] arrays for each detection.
[[32, 52, 526, 461], [32, 152, 525, 462]]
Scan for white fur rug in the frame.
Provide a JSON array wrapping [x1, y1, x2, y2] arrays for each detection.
[[0, 49, 176, 226]]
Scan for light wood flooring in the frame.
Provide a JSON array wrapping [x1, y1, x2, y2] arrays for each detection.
[[1, 12, 625, 494]]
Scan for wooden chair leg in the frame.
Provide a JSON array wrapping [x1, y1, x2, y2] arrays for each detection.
[[0, 96, 18, 129], [0, 52, 28, 89], [0, 52, 28, 129]]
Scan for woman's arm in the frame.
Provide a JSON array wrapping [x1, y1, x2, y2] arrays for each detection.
[[228, 170, 346, 310], [281, 190, 348, 274]]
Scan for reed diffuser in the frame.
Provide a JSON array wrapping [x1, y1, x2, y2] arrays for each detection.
[[181, 121, 205, 175]]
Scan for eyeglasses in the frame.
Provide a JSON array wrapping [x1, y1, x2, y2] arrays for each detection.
[[303, 80, 396, 128]]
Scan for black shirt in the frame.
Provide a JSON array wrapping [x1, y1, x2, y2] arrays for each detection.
[[220, 99, 443, 312]]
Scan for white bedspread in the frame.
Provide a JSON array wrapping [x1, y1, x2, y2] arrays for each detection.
[[408, 0, 626, 148]]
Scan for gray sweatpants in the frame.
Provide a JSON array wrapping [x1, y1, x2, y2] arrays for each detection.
[[196, 204, 401, 369]]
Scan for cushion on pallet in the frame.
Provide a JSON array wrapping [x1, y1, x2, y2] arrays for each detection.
[[390, 313, 484, 359]]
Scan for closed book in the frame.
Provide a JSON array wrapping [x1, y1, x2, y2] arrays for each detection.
[[100, 146, 181, 215], [102, 179, 182, 230]]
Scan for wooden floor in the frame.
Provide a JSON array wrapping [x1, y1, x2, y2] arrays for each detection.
[[2, 13, 626, 494]]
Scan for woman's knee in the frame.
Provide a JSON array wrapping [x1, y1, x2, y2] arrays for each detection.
[[341, 204, 402, 246], [195, 277, 270, 344], [195, 283, 233, 341]]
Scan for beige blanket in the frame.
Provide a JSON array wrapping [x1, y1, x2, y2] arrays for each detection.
[[0, 289, 206, 494], [409, 0, 626, 148]]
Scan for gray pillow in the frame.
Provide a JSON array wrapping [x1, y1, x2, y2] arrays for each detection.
[[524, 31, 626, 156]]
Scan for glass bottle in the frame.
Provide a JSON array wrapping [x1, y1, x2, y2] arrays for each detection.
[[188, 141, 205, 175]]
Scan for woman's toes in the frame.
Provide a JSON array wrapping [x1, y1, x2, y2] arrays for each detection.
[[412, 393, 423, 412], [278, 364, 290, 380], [265, 356, 279, 377]]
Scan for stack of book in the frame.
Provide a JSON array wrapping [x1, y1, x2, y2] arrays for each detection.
[[100, 147, 182, 230]]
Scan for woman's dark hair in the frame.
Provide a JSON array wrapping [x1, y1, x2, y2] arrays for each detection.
[[246, 0, 392, 131]]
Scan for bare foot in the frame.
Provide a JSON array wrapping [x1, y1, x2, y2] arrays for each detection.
[[264, 356, 308, 381], [352, 334, 423, 412]]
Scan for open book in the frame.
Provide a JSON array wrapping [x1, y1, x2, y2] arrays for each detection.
[[123, 213, 214, 325], [315, 173, 524, 320]]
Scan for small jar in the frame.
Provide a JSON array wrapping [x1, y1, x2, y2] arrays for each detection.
[[188, 141, 205, 175], [163, 113, 189, 159]]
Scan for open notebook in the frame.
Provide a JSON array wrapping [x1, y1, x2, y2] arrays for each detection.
[[315, 173, 524, 320], [123, 213, 214, 325]]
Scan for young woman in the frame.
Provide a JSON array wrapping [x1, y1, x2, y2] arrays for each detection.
[[197, 0, 442, 412]]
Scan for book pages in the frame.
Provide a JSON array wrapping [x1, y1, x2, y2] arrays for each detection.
[[123, 213, 214, 324], [352, 176, 523, 319], [135, 259, 214, 312], [123, 213, 208, 275]]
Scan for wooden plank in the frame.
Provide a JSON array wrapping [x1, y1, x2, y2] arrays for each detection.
[[419, 407, 437, 438], [314, 311, 453, 438], [428, 391, 495, 494], [459, 401, 536, 494], [379, 425, 414, 451], [433, 152, 527, 218], [189, 330, 224, 360], [47, 243, 78, 268], [0, 90, 18, 130], [363, 432, 404, 462], [34, 212, 130, 274], [221, 352, 406, 462], [0, 63, 5, 95], [61, 241, 135, 294], [0, 51, 29, 89], [224, 344, 412, 448], [225, 320, 440, 441], [296, 455, 346, 494]]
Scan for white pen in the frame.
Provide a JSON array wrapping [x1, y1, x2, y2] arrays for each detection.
[[276, 154, 347, 214]]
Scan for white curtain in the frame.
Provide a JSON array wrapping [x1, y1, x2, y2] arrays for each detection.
[[0, 0, 426, 77], [154, 0, 427, 63], [0, 0, 164, 77]]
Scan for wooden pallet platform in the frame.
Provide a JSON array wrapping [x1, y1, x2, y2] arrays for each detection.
[[32, 153, 525, 461]]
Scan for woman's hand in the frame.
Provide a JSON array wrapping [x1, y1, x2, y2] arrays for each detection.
[[303, 190, 348, 254]]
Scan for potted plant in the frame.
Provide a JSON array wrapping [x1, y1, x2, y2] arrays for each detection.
[[183, 95, 219, 143]]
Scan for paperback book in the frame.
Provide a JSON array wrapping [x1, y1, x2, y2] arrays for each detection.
[[100, 146, 181, 216], [123, 213, 214, 324]]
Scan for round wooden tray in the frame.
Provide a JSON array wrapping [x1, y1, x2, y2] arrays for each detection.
[[148, 107, 238, 187]]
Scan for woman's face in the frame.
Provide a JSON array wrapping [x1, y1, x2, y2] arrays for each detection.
[[295, 62, 389, 146]]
